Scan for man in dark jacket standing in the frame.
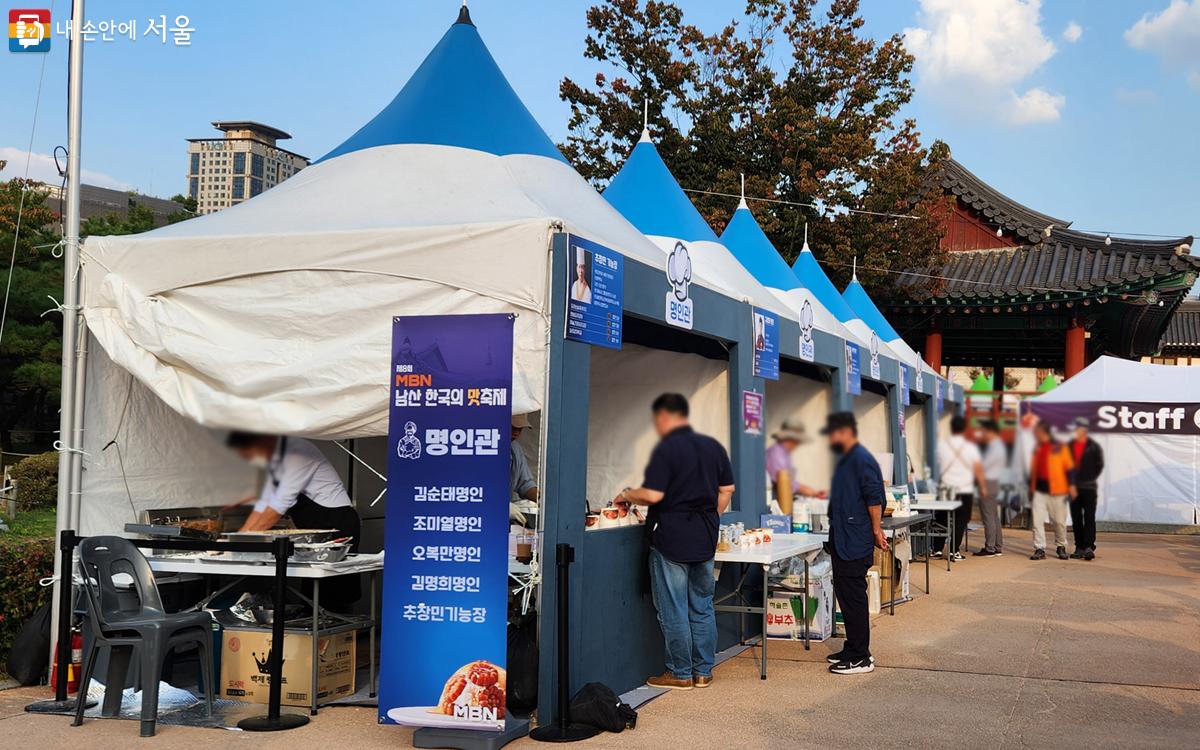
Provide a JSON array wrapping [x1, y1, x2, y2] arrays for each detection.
[[821, 412, 887, 675], [1069, 417, 1104, 560], [619, 393, 735, 690]]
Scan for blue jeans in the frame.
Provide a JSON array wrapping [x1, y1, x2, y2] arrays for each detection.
[[648, 547, 716, 680]]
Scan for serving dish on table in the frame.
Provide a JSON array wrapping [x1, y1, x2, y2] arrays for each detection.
[[218, 529, 341, 562]]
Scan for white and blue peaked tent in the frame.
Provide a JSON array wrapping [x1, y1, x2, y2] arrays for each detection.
[[603, 130, 794, 318], [842, 272, 937, 376], [720, 197, 857, 344], [72, 8, 692, 533], [791, 238, 903, 365]]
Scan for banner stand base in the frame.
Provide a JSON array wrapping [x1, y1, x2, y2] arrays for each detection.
[[413, 717, 530, 750]]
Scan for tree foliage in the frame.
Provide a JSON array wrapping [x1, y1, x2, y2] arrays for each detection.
[[0, 166, 182, 452], [0, 171, 62, 453], [560, 0, 950, 293]]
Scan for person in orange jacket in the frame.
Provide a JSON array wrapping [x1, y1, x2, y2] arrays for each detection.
[[1028, 422, 1077, 560]]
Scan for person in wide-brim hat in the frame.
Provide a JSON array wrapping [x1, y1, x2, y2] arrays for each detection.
[[509, 414, 538, 524], [766, 418, 827, 498]]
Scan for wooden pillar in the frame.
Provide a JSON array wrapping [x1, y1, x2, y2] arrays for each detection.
[[1065, 320, 1086, 379], [924, 329, 942, 372]]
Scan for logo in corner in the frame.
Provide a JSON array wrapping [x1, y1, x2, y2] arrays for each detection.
[[798, 300, 815, 362], [9, 9, 50, 52]]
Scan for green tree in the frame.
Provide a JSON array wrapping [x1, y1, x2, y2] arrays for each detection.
[[560, 0, 949, 294], [167, 193, 197, 224], [80, 201, 157, 237], [0, 170, 62, 453]]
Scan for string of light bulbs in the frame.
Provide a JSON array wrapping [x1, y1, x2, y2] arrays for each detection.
[[680, 187, 924, 221], [686, 186, 1193, 247]]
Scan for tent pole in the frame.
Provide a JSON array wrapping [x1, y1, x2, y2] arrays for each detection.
[[68, 322, 88, 531], [49, 0, 86, 675]]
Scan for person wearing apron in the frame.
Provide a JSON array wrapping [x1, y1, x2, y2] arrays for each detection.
[[227, 432, 362, 609]]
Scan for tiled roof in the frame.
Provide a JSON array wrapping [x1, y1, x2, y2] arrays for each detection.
[[1160, 299, 1200, 353], [895, 230, 1198, 301], [939, 158, 1070, 244]]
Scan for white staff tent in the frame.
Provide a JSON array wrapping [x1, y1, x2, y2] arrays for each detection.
[[1026, 356, 1200, 525], [71, 9, 746, 534]]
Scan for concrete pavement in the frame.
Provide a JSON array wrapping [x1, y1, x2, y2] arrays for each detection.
[[2, 530, 1197, 749]]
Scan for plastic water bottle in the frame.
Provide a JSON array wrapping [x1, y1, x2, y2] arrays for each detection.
[[792, 500, 811, 534]]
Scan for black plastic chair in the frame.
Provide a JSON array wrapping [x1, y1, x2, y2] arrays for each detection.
[[72, 536, 214, 737]]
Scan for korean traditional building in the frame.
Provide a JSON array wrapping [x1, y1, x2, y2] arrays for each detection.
[[1152, 298, 1200, 365], [884, 158, 1198, 381]]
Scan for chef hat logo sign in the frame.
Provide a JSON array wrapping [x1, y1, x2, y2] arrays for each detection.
[[870, 332, 879, 361], [799, 300, 814, 343], [667, 241, 693, 302]]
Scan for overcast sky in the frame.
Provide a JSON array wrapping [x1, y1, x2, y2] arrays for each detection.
[[1, 0, 1196, 239]]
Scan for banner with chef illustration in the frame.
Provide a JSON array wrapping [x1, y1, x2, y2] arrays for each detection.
[[381, 313, 513, 731]]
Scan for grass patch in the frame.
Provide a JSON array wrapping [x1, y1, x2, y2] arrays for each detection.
[[2, 507, 57, 543]]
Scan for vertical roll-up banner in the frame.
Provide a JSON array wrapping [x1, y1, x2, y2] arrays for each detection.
[[381, 313, 514, 731]]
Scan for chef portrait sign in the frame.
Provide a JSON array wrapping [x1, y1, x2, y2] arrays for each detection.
[[752, 307, 780, 380], [382, 313, 513, 731], [844, 341, 862, 396]]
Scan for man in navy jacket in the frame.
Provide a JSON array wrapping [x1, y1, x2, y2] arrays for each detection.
[[822, 411, 888, 675]]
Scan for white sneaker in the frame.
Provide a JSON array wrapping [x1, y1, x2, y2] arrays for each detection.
[[829, 658, 875, 675]]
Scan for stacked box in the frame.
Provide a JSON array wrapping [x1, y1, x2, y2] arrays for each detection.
[[220, 627, 355, 707], [766, 573, 833, 642]]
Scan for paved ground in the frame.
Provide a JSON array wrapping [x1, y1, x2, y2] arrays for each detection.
[[3, 530, 1198, 749]]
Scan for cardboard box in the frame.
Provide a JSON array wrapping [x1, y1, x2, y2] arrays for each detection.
[[220, 627, 355, 707], [766, 574, 834, 642]]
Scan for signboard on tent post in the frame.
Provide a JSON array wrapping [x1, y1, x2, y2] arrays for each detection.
[[380, 313, 513, 731], [743, 390, 764, 435], [935, 378, 944, 414], [845, 342, 862, 396], [899, 364, 910, 406], [564, 234, 623, 349], [752, 307, 779, 380]]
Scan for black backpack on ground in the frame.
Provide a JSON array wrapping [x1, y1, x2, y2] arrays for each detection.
[[506, 606, 539, 712], [569, 682, 637, 733], [6, 601, 51, 686]]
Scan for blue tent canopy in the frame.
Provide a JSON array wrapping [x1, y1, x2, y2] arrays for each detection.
[[719, 203, 805, 291], [843, 277, 903, 343], [603, 134, 719, 243], [318, 7, 565, 164], [791, 246, 861, 325]]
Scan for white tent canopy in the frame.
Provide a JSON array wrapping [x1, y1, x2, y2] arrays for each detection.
[[72, 13, 772, 534], [1027, 356, 1200, 525]]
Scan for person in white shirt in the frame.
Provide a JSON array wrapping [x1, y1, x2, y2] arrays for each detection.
[[571, 252, 593, 304], [975, 419, 1006, 556], [226, 432, 362, 608], [933, 416, 987, 560]]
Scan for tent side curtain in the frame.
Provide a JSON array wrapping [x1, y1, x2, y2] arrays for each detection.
[[83, 219, 556, 438], [80, 339, 259, 536]]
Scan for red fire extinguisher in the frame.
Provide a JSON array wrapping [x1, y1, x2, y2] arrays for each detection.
[[50, 629, 83, 695]]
